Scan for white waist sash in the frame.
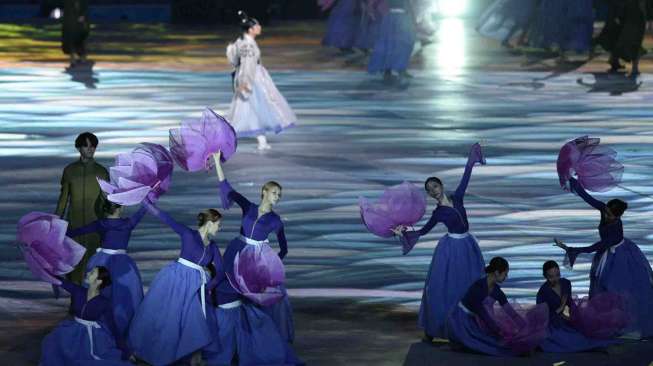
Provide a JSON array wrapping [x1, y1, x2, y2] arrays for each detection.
[[219, 300, 242, 309], [447, 232, 470, 239], [239, 235, 269, 246], [595, 239, 625, 279], [74, 317, 101, 360], [458, 302, 474, 315], [97, 248, 127, 255], [389, 8, 406, 13], [177, 258, 208, 318]]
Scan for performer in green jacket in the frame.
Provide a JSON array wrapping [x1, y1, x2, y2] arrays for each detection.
[[62, 0, 89, 66], [55, 132, 109, 285]]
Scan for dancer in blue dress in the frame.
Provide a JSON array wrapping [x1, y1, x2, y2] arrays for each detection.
[[476, 0, 540, 48], [212, 152, 295, 344], [322, 0, 362, 53], [537, 260, 617, 352], [368, 0, 416, 81], [128, 201, 223, 365], [354, 0, 384, 53], [66, 201, 147, 358], [396, 143, 486, 341], [41, 267, 130, 365], [555, 177, 653, 338], [529, 0, 594, 60]]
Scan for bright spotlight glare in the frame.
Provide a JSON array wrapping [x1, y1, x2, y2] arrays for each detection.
[[50, 8, 62, 20], [436, 0, 468, 17]]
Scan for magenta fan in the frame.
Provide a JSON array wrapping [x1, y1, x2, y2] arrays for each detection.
[[227, 244, 285, 306], [557, 136, 623, 192], [169, 107, 237, 172], [480, 300, 550, 355], [359, 181, 427, 238], [98, 143, 174, 206], [570, 292, 631, 339], [16, 212, 85, 285]]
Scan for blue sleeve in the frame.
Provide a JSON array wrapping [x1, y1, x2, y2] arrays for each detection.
[[128, 206, 148, 229], [399, 210, 439, 255], [536, 285, 557, 311], [570, 177, 606, 211], [466, 284, 502, 335], [207, 245, 225, 291], [493, 286, 509, 306], [276, 222, 288, 259], [454, 160, 476, 200], [67, 221, 101, 238], [218, 179, 252, 211], [143, 200, 191, 237], [565, 240, 612, 267], [418, 210, 439, 236], [59, 278, 84, 297]]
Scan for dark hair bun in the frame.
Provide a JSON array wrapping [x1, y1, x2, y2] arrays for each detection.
[[484, 256, 509, 274], [542, 260, 559, 277], [197, 209, 223, 227]]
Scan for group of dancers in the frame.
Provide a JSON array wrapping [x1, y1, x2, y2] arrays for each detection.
[[477, 0, 652, 76], [321, 0, 435, 81], [362, 141, 653, 355], [28, 128, 302, 365]]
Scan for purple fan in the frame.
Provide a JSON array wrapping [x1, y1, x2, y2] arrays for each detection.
[[227, 244, 285, 306], [16, 212, 85, 285], [479, 299, 549, 355], [359, 181, 427, 238], [98, 143, 174, 206], [570, 292, 631, 339], [557, 136, 623, 192], [169, 108, 237, 172]]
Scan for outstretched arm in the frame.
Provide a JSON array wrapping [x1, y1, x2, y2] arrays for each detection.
[[142, 200, 190, 237], [213, 153, 252, 210], [569, 177, 605, 211], [127, 206, 148, 229], [66, 220, 101, 238], [554, 238, 611, 268], [454, 143, 485, 199]]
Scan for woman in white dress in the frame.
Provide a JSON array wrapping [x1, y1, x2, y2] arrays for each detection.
[[226, 11, 297, 151]]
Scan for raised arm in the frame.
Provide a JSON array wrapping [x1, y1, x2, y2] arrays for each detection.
[[569, 177, 605, 211], [555, 238, 612, 268], [66, 220, 101, 238], [213, 153, 252, 211], [454, 143, 485, 199], [127, 206, 148, 229], [55, 168, 70, 218], [142, 200, 190, 237], [276, 223, 288, 260]]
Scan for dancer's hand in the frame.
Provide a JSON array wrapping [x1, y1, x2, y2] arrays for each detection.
[[237, 83, 251, 94], [470, 142, 486, 165], [391, 225, 406, 235], [553, 238, 567, 250]]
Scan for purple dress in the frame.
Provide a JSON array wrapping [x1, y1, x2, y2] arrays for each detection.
[[537, 278, 616, 352], [368, 0, 416, 73], [446, 278, 518, 356], [217, 179, 294, 343], [563, 178, 653, 337], [41, 279, 130, 365], [128, 202, 222, 366], [400, 154, 485, 338], [322, 0, 362, 49], [67, 207, 147, 355]]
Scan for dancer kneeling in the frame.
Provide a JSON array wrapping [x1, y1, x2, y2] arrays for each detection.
[[446, 257, 549, 356], [128, 201, 223, 366], [41, 267, 130, 365], [537, 260, 621, 352]]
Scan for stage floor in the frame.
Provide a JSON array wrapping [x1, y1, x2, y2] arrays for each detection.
[[1, 19, 652, 365]]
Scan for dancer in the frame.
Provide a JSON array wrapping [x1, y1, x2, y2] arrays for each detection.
[[595, 0, 649, 76], [446, 257, 548, 356], [62, 0, 90, 67], [554, 177, 653, 338], [368, 0, 417, 81], [213, 152, 295, 343], [128, 201, 223, 365], [41, 267, 130, 365], [475, 0, 540, 48], [226, 11, 297, 151], [55, 132, 109, 286], [353, 0, 385, 53], [537, 260, 618, 352], [66, 200, 148, 358], [321, 0, 362, 53], [395, 143, 486, 341]]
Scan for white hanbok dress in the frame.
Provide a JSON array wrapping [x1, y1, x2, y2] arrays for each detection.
[[226, 34, 296, 137]]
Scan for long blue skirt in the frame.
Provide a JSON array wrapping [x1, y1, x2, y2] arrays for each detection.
[[41, 319, 130, 366], [86, 251, 143, 349], [354, 13, 381, 50], [476, 0, 538, 41], [446, 305, 514, 356], [540, 323, 616, 353], [368, 11, 416, 73], [589, 239, 653, 337], [322, 0, 360, 49], [128, 261, 212, 366], [419, 233, 485, 338], [203, 302, 303, 366]]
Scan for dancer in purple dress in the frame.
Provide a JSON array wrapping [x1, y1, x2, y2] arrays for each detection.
[[128, 202, 223, 366], [446, 257, 548, 356], [67, 201, 147, 358], [537, 260, 618, 352], [41, 267, 130, 365], [368, 0, 416, 81], [395, 143, 486, 341], [212, 152, 295, 343], [555, 177, 653, 338], [322, 0, 362, 53]]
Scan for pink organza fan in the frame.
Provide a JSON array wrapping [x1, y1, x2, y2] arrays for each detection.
[[169, 107, 237, 172], [16, 212, 85, 285], [479, 299, 549, 355], [557, 136, 623, 192], [570, 292, 631, 339], [227, 244, 286, 306], [359, 181, 426, 238], [98, 143, 174, 206]]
